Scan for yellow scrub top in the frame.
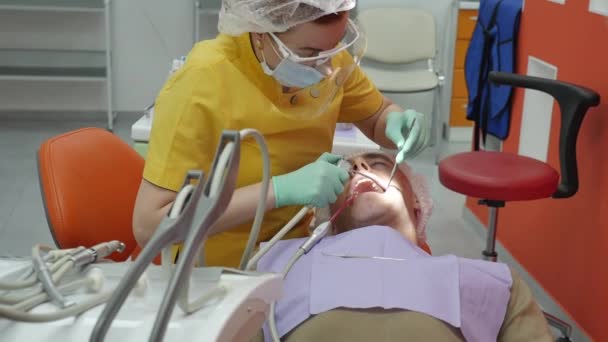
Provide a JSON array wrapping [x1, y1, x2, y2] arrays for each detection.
[[143, 33, 384, 267]]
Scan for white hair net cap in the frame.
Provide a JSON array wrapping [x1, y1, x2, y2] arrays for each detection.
[[218, 0, 356, 35], [396, 160, 433, 243]]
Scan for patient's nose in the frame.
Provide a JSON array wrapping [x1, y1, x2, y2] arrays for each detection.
[[352, 159, 371, 172]]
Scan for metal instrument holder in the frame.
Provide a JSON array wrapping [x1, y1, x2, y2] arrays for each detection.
[[90, 130, 241, 342]]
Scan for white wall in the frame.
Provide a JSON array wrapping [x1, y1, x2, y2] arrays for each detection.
[[0, 0, 196, 113]]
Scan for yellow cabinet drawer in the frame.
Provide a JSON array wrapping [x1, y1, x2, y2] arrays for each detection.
[[458, 10, 478, 40], [450, 98, 473, 127], [454, 39, 469, 69], [452, 69, 468, 99]]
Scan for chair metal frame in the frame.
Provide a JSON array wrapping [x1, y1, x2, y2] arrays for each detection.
[[450, 71, 600, 341]]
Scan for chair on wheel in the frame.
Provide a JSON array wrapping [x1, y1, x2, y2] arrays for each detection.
[[37, 127, 144, 261], [438, 71, 600, 341]]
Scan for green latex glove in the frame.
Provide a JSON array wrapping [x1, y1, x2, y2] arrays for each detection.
[[385, 109, 429, 163], [272, 152, 349, 208]]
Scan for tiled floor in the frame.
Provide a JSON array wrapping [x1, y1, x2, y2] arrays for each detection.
[[0, 112, 484, 258]]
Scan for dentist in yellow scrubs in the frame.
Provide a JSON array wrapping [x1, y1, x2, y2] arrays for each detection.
[[132, 0, 430, 267]]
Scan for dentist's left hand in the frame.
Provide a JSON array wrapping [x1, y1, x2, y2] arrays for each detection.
[[385, 109, 429, 163], [272, 153, 350, 208]]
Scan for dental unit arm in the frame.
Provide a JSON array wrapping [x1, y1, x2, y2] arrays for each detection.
[[149, 129, 274, 341], [1, 127, 337, 342], [91, 129, 278, 342]]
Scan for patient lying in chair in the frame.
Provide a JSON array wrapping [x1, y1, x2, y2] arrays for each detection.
[[254, 151, 553, 342]]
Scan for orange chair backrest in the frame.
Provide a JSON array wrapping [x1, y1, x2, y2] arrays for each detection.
[[37, 127, 144, 261]]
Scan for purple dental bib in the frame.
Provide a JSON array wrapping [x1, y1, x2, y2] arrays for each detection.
[[258, 226, 512, 342]]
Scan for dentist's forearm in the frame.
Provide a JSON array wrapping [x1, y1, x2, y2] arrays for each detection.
[[209, 182, 277, 235], [133, 179, 278, 248]]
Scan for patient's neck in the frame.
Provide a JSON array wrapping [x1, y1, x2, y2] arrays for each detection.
[[335, 208, 417, 245], [374, 212, 417, 244]]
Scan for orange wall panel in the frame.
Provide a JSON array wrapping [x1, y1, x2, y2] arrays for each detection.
[[454, 40, 469, 69], [457, 9, 478, 39], [449, 98, 474, 127], [452, 69, 468, 98]]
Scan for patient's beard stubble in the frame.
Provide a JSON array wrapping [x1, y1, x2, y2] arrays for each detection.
[[330, 192, 418, 245], [331, 198, 400, 234]]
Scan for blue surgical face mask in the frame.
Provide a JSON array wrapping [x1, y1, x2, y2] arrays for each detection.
[[260, 54, 325, 89]]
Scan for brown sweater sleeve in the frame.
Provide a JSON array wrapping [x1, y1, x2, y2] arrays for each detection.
[[498, 267, 554, 342]]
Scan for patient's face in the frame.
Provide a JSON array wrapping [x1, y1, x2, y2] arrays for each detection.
[[330, 153, 420, 244]]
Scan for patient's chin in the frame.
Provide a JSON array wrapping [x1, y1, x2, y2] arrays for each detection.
[[348, 190, 401, 223], [331, 186, 407, 235]]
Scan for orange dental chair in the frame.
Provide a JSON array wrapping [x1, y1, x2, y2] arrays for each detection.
[[37, 127, 143, 262]]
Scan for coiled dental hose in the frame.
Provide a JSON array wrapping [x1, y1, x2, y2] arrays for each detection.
[[0, 268, 109, 323], [238, 129, 271, 270], [245, 206, 311, 271], [160, 129, 272, 272], [0, 241, 125, 323]]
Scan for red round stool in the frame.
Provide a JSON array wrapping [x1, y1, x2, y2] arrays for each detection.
[[439, 150, 560, 260], [439, 71, 599, 260], [440, 151, 560, 201], [438, 72, 599, 341]]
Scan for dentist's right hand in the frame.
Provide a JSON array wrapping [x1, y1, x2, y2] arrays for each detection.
[[272, 152, 349, 208]]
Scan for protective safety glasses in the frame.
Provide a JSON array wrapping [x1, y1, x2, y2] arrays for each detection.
[[268, 18, 361, 66]]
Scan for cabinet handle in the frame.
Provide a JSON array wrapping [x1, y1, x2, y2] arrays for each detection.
[[469, 16, 478, 21]]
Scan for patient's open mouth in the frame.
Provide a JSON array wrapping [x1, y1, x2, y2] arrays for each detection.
[[352, 178, 384, 195]]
